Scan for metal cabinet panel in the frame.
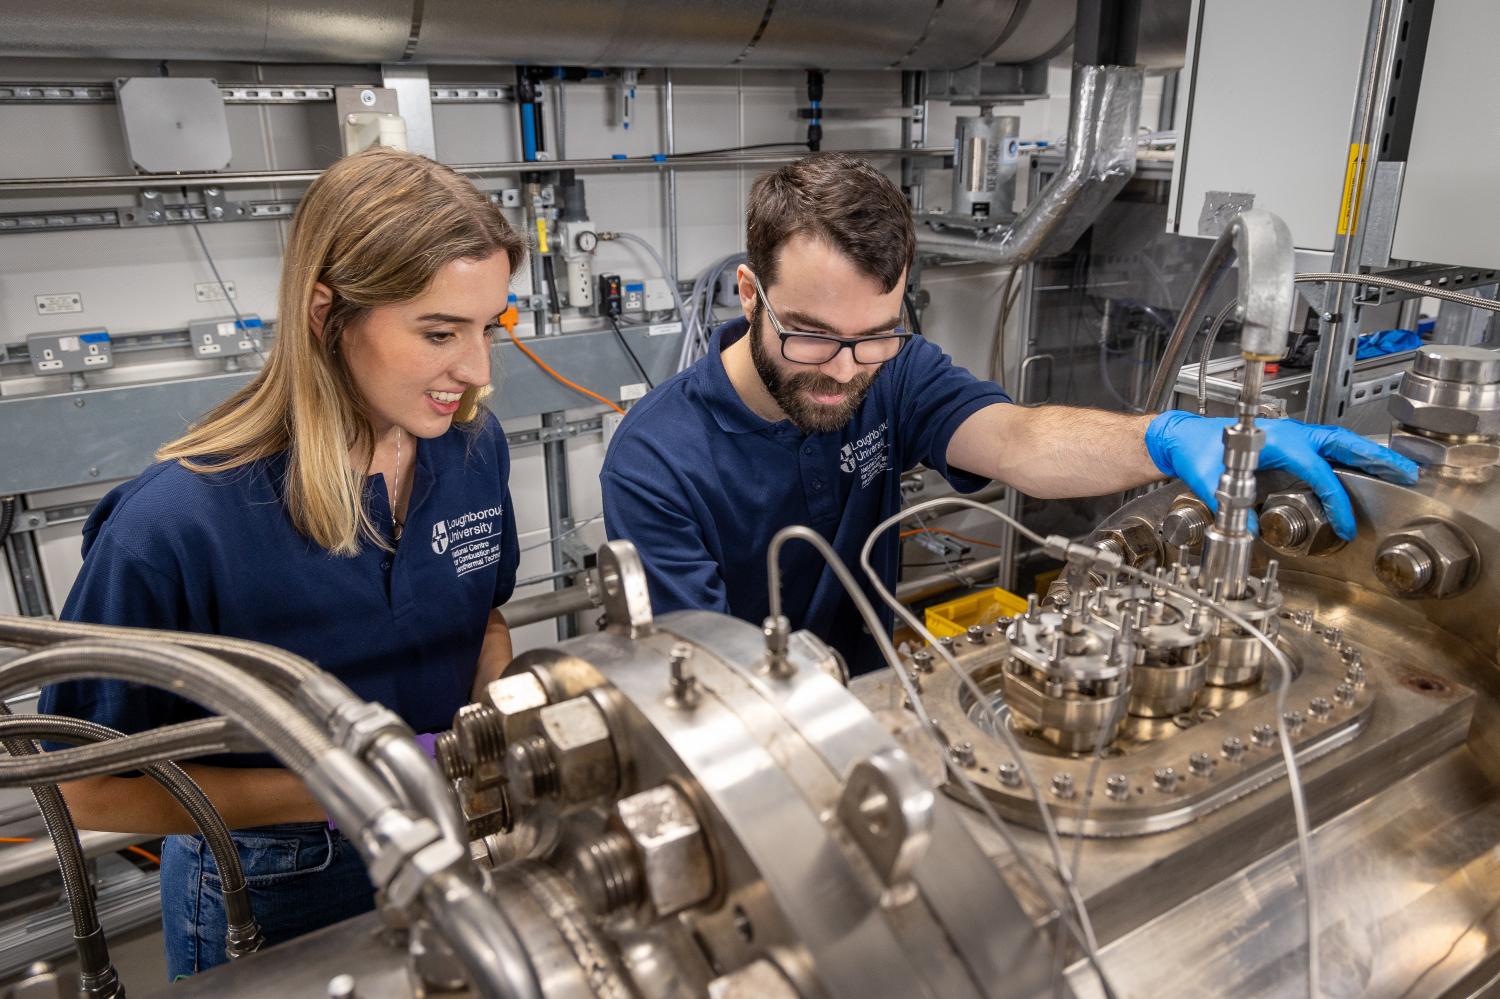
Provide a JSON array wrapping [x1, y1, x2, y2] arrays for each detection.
[[1169, 0, 1368, 251], [1390, 0, 1500, 270]]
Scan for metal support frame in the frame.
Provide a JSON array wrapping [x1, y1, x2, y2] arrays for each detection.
[[0, 81, 514, 105], [3, 531, 51, 617], [1306, 0, 1435, 423], [0, 147, 949, 195]]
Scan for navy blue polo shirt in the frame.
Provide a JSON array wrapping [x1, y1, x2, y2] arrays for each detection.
[[38, 413, 519, 766], [601, 317, 1009, 673]]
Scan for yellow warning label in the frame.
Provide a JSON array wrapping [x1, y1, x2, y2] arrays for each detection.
[[1336, 143, 1369, 235], [535, 217, 550, 255]]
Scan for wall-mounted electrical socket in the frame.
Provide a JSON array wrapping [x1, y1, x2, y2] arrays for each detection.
[[195, 280, 237, 302], [35, 293, 83, 315]]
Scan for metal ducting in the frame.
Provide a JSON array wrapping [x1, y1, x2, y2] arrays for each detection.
[[0, 0, 1188, 70]]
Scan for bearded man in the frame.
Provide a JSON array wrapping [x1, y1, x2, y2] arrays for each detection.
[[600, 152, 1415, 673]]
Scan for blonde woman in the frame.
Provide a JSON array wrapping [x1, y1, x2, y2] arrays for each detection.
[[38, 147, 527, 977]]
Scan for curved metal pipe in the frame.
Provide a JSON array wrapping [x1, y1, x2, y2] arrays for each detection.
[[366, 731, 469, 854], [1143, 209, 1296, 412], [421, 868, 544, 999], [915, 65, 1144, 267]]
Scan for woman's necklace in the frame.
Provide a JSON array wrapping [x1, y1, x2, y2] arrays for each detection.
[[391, 427, 404, 540]]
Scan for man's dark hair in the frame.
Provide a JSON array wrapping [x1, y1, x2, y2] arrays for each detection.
[[745, 151, 916, 293]]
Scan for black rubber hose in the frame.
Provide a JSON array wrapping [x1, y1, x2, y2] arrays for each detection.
[[0, 496, 16, 543], [0, 714, 264, 956]]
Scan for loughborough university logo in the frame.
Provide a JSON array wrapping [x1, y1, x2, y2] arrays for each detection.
[[430, 520, 450, 555], [840, 421, 889, 487]]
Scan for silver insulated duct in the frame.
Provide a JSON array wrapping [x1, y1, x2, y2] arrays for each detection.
[[916, 64, 1145, 266], [0, 0, 1186, 70]]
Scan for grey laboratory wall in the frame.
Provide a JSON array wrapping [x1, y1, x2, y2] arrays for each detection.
[[0, 56, 1163, 651]]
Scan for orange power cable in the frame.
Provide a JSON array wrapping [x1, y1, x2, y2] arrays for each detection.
[[500, 314, 627, 416], [899, 526, 1006, 550], [1, 836, 160, 866]]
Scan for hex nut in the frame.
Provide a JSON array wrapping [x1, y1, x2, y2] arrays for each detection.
[[1375, 520, 1477, 598], [482, 672, 551, 745], [536, 695, 620, 804], [384, 838, 468, 913], [614, 784, 714, 917], [1258, 490, 1343, 558], [1096, 517, 1162, 568], [1389, 429, 1500, 479], [1390, 372, 1500, 436]]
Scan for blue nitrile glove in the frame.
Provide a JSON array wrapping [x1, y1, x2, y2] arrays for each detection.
[[1144, 412, 1420, 541]]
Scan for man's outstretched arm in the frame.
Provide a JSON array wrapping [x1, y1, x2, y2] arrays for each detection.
[[947, 404, 1420, 540]]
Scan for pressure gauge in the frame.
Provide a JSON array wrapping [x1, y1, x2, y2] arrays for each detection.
[[576, 230, 599, 253]]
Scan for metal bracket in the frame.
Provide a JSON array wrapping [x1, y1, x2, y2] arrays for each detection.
[[1197, 191, 1256, 238], [124, 190, 167, 226], [596, 540, 654, 639], [836, 747, 934, 886], [1350, 264, 1500, 306], [1349, 370, 1406, 407], [8, 502, 96, 536], [202, 187, 249, 222]]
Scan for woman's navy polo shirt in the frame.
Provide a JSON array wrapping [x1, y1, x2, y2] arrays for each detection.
[[38, 413, 520, 764], [601, 318, 1009, 674]]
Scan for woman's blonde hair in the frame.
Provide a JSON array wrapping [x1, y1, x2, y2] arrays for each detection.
[[158, 147, 525, 555]]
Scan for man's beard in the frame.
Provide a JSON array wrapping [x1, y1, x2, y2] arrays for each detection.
[[748, 305, 877, 435]]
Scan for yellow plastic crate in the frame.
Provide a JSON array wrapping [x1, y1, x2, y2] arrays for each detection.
[[924, 586, 1030, 639]]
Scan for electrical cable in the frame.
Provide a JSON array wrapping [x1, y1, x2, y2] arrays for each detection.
[[905, 507, 968, 588], [903, 291, 923, 337], [0, 495, 16, 544], [501, 321, 626, 415], [859, 506, 1116, 996], [517, 513, 604, 554], [668, 140, 809, 158], [189, 215, 264, 361], [899, 526, 1006, 550], [863, 495, 1318, 999], [763, 525, 1117, 996], [599, 233, 692, 366], [608, 314, 654, 390]]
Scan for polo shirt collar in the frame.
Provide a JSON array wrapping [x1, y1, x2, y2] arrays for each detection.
[[700, 318, 790, 435]]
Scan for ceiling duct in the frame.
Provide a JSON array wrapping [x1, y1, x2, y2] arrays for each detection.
[[0, 0, 1187, 70]]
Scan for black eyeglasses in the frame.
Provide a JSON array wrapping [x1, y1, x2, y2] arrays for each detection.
[[749, 271, 912, 365]]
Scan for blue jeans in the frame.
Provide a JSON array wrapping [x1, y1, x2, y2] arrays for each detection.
[[159, 822, 375, 979]]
